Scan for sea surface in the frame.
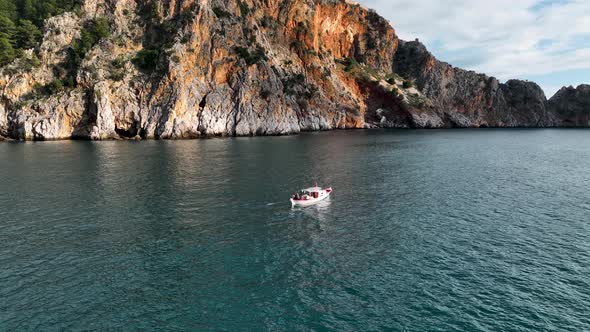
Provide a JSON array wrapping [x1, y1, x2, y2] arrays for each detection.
[[1, 129, 589, 331]]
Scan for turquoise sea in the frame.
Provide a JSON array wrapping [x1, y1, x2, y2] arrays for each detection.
[[1, 129, 589, 331]]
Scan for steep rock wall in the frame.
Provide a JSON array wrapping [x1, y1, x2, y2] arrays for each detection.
[[548, 85, 590, 127], [0, 0, 587, 140], [393, 40, 554, 128]]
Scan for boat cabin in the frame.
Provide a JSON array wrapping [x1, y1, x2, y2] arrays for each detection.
[[293, 187, 322, 200]]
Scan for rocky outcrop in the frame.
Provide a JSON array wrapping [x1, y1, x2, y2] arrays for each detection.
[[548, 85, 590, 127], [0, 0, 403, 140], [0, 0, 587, 140], [393, 40, 555, 128]]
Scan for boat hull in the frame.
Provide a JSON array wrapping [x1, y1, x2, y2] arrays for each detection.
[[290, 190, 332, 207]]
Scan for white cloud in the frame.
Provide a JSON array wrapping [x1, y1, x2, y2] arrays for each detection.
[[358, 0, 590, 95]]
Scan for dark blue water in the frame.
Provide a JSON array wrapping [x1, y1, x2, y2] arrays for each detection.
[[1, 129, 589, 331]]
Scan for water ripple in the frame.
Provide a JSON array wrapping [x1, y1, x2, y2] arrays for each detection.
[[0, 130, 589, 330]]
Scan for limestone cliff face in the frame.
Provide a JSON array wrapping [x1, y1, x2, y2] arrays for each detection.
[[0, 0, 587, 140], [393, 40, 554, 128], [548, 85, 590, 127], [0, 0, 405, 140]]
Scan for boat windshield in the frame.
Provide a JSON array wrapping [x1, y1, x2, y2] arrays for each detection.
[[293, 190, 311, 198]]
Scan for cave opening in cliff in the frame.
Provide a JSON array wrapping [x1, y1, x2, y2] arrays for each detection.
[[115, 122, 140, 138]]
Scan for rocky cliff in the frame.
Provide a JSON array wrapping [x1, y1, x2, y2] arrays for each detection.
[[547, 85, 590, 127], [393, 40, 554, 128], [0, 0, 587, 140]]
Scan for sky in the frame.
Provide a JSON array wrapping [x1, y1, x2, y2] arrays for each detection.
[[358, 0, 590, 98]]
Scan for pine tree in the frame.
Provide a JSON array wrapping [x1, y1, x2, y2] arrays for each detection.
[[0, 35, 15, 65], [0, 0, 83, 67], [16, 19, 41, 49]]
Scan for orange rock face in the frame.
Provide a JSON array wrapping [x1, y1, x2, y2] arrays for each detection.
[[0, 0, 583, 140]]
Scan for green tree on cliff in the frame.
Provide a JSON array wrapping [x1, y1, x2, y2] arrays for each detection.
[[0, 36, 14, 65], [16, 19, 41, 49], [0, 0, 81, 66]]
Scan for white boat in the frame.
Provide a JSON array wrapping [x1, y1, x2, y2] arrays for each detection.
[[290, 186, 333, 207]]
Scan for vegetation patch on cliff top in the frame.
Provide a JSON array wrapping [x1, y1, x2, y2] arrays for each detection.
[[57, 16, 111, 88], [237, 0, 250, 19], [0, 0, 83, 66], [283, 73, 318, 100], [132, 49, 161, 72], [338, 57, 380, 83], [133, 0, 201, 75], [235, 46, 267, 66], [407, 93, 427, 108], [212, 7, 232, 19], [385, 72, 403, 85]]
